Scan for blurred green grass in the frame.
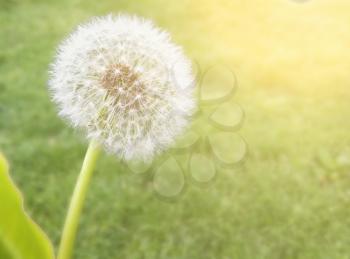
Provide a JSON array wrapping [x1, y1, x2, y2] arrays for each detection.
[[1, 0, 350, 258]]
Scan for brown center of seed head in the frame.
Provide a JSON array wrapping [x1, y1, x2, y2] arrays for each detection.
[[100, 63, 146, 111]]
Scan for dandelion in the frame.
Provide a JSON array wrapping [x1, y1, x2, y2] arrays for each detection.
[[50, 14, 195, 161], [49, 14, 195, 259]]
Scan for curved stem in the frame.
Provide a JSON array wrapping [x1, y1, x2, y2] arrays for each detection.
[[57, 141, 100, 259]]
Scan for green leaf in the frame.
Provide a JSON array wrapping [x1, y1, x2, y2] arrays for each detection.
[[0, 153, 55, 259]]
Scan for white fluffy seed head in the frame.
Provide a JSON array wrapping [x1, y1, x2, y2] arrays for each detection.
[[49, 14, 196, 161]]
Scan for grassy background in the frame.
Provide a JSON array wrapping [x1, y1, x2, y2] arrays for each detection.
[[2, 0, 350, 258]]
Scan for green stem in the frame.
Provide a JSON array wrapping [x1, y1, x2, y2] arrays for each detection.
[[57, 140, 100, 259]]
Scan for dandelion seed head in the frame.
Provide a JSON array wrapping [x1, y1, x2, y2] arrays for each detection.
[[49, 14, 195, 161]]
